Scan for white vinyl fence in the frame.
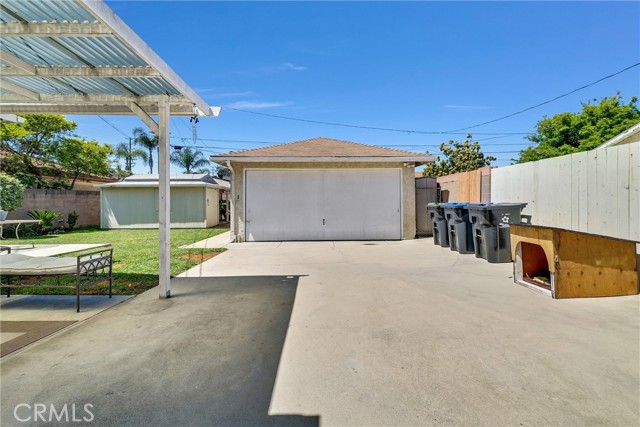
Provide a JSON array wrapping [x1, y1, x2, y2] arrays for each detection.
[[491, 142, 639, 242]]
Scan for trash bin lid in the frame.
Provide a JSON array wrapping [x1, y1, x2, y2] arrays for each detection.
[[484, 203, 528, 210], [442, 202, 468, 207], [466, 203, 492, 210]]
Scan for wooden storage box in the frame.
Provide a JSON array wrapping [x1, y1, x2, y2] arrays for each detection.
[[510, 224, 639, 298]]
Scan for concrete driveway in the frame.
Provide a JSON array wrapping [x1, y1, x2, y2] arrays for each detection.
[[1, 239, 638, 426]]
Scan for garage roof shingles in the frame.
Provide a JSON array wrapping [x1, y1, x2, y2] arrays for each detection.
[[212, 137, 429, 158]]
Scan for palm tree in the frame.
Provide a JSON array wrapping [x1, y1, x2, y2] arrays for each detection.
[[170, 147, 210, 173], [132, 127, 158, 174], [113, 142, 147, 173]]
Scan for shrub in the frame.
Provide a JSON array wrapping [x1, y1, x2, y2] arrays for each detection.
[[0, 173, 26, 212], [46, 180, 70, 190], [67, 211, 79, 230], [27, 210, 60, 233]]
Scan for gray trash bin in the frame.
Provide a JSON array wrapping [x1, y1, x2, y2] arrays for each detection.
[[426, 203, 449, 247], [442, 203, 474, 254], [467, 203, 528, 263]]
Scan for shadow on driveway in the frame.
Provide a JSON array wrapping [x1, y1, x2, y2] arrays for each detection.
[[1, 276, 318, 427]]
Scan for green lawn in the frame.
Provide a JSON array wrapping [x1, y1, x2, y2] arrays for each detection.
[[2, 227, 228, 295]]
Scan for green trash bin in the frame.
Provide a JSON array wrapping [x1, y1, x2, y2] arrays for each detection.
[[426, 203, 449, 247]]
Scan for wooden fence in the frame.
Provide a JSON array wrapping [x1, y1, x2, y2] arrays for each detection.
[[436, 166, 491, 203], [491, 142, 639, 242]]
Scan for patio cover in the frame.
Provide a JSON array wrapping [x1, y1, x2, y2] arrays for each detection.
[[0, 0, 220, 298]]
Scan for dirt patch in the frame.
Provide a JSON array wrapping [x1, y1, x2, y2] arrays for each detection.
[[180, 252, 221, 263]]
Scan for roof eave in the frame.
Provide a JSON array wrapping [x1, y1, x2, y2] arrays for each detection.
[[210, 156, 435, 165], [596, 122, 640, 149], [97, 182, 229, 190]]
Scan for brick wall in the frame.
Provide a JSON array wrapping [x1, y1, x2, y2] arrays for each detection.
[[8, 189, 100, 228]]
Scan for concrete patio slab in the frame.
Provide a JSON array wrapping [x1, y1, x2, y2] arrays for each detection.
[[1, 277, 317, 426], [0, 295, 132, 322], [182, 238, 640, 426], [1, 239, 638, 426], [179, 231, 231, 249]]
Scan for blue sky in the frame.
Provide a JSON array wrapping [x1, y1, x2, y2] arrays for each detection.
[[69, 1, 640, 173]]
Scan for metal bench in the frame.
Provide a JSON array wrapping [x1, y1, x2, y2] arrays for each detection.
[[0, 248, 113, 312]]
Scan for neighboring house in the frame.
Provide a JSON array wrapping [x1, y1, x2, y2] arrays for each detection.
[[596, 122, 640, 149], [98, 174, 230, 229], [0, 149, 118, 190], [210, 137, 434, 242]]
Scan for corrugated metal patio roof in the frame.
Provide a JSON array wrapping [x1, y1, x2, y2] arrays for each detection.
[[0, 0, 219, 119]]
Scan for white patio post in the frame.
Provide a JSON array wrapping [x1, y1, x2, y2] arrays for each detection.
[[158, 96, 171, 298]]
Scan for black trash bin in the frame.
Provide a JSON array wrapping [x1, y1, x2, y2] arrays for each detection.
[[467, 203, 528, 263], [442, 203, 474, 254], [426, 203, 449, 247]]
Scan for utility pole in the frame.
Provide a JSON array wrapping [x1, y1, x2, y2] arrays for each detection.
[[127, 137, 133, 172]]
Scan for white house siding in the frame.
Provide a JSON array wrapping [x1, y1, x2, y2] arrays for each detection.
[[491, 142, 639, 242]]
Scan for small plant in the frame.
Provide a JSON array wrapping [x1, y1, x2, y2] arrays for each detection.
[[67, 211, 79, 230], [0, 173, 26, 213], [27, 210, 61, 234]]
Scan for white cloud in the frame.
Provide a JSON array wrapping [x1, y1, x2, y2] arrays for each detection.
[[280, 62, 307, 71], [259, 63, 307, 73], [194, 89, 253, 98], [225, 100, 294, 110], [444, 105, 495, 110]]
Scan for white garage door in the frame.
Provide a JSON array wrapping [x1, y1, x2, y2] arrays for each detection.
[[245, 169, 402, 241]]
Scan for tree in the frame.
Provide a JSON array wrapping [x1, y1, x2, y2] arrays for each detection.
[[0, 173, 25, 213], [54, 138, 112, 189], [113, 142, 147, 173], [170, 147, 210, 173], [0, 114, 76, 177], [518, 94, 640, 163], [213, 165, 230, 179], [110, 164, 133, 180], [132, 127, 158, 174], [423, 134, 496, 177]]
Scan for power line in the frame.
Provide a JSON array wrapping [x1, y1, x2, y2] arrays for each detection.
[[448, 61, 640, 132], [168, 135, 529, 147], [224, 107, 530, 136], [171, 118, 183, 139], [98, 116, 129, 138], [178, 143, 523, 156], [223, 62, 638, 136]]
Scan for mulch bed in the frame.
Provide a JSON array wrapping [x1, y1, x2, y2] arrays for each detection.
[[179, 252, 221, 263]]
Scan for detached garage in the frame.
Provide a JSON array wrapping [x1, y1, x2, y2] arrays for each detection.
[[98, 174, 229, 229], [210, 137, 434, 242]]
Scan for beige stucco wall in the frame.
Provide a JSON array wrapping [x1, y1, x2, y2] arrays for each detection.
[[228, 161, 416, 241]]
